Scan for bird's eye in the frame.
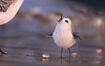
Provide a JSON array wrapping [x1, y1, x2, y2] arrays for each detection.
[[65, 20, 68, 23]]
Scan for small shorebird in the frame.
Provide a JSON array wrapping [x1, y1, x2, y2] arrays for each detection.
[[0, 0, 24, 54], [53, 16, 81, 58]]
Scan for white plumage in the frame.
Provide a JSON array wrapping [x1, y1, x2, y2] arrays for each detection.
[[53, 17, 75, 48]]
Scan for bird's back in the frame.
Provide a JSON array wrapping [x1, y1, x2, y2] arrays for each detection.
[[0, 0, 24, 25], [0, 0, 17, 12]]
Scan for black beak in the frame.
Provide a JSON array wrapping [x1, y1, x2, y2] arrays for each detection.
[[58, 16, 63, 22]]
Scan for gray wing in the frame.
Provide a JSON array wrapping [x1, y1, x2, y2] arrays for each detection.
[[46, 32, 82, 40], [73, 32, 81, 40]]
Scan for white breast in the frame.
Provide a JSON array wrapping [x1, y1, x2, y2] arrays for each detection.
[[53, 23, 75, 48], [0, 0, 24, 25]]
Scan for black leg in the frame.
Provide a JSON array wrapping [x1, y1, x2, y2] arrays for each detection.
[[68, 48, 71, 59], [0, 48, 7, 54], [68, 48, 71, 64], [61, 48, 63, 59]]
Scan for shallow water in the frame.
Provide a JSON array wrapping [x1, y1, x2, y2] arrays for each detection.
[[0, 33, 105, 66]]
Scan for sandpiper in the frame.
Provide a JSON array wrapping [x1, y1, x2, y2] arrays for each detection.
[[53, 16, 81, 58], [0, 0, 24, 54]]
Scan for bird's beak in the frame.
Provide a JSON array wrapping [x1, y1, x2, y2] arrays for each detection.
[[58, 16, 63, 22]]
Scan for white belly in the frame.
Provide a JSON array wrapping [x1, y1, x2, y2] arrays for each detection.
[[53, 23, 75, 48]]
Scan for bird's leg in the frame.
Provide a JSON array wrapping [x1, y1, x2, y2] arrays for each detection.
[[61, 48, 63, 59], [68, 48, 71, 63], [68, 48, 71, 59], [0, 48, 6, 54]]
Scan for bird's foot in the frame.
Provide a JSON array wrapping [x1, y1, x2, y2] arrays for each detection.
[[0, 48, 7, 55]]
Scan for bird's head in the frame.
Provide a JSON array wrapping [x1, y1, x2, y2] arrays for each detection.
[[57, 16, 72, 26]]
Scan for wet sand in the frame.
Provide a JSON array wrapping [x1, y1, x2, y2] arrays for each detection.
[[0, 25, 105, 66]]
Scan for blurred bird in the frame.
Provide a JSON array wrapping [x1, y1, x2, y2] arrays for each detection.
[[53, 16, 81, 58], [16, 7, 41, 21], [32, 11, 63, 35], [0, 0, 24, 54]]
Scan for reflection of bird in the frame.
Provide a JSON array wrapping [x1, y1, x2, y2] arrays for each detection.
[[0, 0, 24, 54], [53, 16, 81, 58]]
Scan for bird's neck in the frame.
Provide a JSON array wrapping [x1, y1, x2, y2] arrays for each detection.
[[56, 23, 73, 34]]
